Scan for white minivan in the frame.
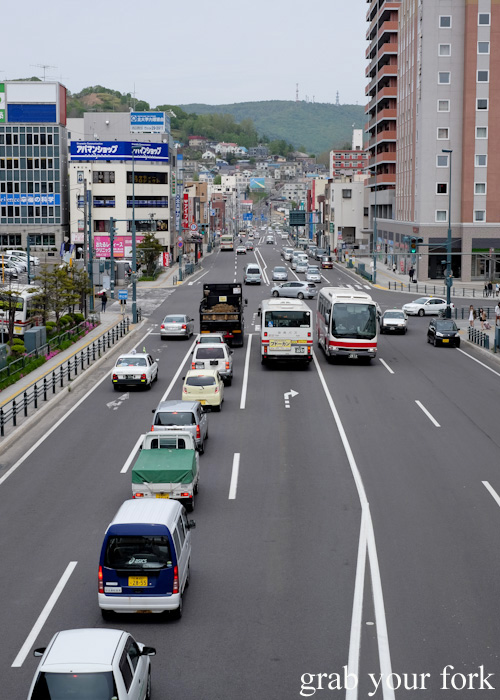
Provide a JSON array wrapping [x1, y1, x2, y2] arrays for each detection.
[[98, 499, 195, 618]]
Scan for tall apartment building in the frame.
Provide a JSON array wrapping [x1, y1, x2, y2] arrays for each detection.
[[0, 81, 69, 250], [365, 0, 400, 226], [369, 0, 500, 281]]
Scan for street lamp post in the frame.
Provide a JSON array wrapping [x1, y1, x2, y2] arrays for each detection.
[[442, 148, 453, 318], [131, 146, 137, 324]]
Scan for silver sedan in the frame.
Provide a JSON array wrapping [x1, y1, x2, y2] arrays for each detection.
[[160, 314, 195, 339], [305, 266, 321, 283], [272, 265, 289, 281]]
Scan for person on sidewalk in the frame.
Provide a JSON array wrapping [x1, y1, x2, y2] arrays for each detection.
[[101, 291, 108, 313], [479, 307, 486, 331], [488, 281, 493, 297], [393, 262, 397, 273], [409, 266, 414, 282], [483, 282, 488, 297], [495, 300, 500, 327], [496, 282, 500, 297], [469, 305, 476, 328]]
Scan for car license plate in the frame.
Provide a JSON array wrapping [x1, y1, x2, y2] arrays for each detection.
[[126, 374, 136, 379], [270, 339, 291, 349], [128, 576, 148, 586], [442, 339, 449, 343], [104, 586, 122, 593], [295, 347, 306, 353], [195, 362, 204, 369], [155, 493, 170, 498], [349, 353, 358, 359], [200, 400, 207, 405]]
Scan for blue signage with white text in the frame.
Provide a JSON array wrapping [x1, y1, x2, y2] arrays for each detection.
[[70, 141, 169, 162], [0, 194, 60, 206]]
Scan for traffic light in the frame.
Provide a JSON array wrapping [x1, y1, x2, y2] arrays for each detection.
[[410, 237, 423, 253]]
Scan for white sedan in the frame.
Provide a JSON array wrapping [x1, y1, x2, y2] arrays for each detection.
[[111, 351, 158, 390], [402, 297, 454, 316]]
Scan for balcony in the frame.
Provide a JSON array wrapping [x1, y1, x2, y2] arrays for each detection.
[[379, 41, 398, 57], [367, 173, 396, 187], [368, 151, 396, 167], [378, 20, 398, 39]]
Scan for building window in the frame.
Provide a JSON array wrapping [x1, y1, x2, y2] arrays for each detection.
[[437, 155, 449, 167], [476, 127, 488, 139], [438, 43, 451, 56], [436, 210, 448, 222], [475, 154, 487, 166], [437, 183, 448, 195], [475, 182, 486, 195], [342, 189, 352, 199], [438, 72, 451, 84], [477, 70, 489, 82], [93, 171, 116, 184], [478, 41, 490, 54], [474, 210, 486, 222], [478, 13, 490, 26], [477, 98, 488, 110], [438, 99, 450, 112], [437, 128, 449, 140], [439, 15, 451, 28]]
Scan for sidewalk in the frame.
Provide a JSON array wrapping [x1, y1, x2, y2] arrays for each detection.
[[343, 256, 500, 353]]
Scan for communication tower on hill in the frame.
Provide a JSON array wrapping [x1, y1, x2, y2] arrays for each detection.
[[335, 91, 340, 106]]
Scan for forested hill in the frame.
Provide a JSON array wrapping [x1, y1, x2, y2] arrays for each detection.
[[179, 101, 366, 154]]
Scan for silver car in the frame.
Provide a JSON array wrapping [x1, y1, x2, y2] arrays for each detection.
[[272, 265, 289, 281], [380, 309, 408, 334], [282, 247, 294, 261], [152, 399, 208, 453], [271, 281, 317, 299], [305, 266, 321, 283], [0, 260, 19, 278], [160, 314, 195, 339], [296, 260, 309, 274]]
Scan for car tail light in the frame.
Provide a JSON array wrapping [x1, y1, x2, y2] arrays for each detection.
[[181, 492, 189, 498], [308, 332, 311, 337], [225, 361, 230, 370], [141, 373, 146, 381], [183, 387, 188, 393], [264, 331, 267, 337], [215, 387, 219, 393], [98, 566, 104, 593], [112, 374, 117, 381], [182, 324, 187, 329], [133, 492, 144, 498], [161, 324, 165, 329], [196, 424, 200, 439], [151, 425, 154, 431], [173, 565, 179, 594], [264, 346, 267, 355]]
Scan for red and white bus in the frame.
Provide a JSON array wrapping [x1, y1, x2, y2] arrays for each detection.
[[220, 234, 234, 251], [316, 287, 377, 362]]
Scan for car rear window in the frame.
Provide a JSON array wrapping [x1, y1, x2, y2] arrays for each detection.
[[116, 357, 147, 367], [31, 671, 118, 700], [154, 411, 195, 426], [186, 376, 216, 386], [196, 347, 225, 359], [164, 316, 184, 323], [105, 535, 172, 570], [247, 267, 260, 274]]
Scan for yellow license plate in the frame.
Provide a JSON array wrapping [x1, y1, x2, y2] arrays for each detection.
[[200, 400, 207, 405], [155, 493, 169, 498], [269, 339, 291, 349], [128, 576, 148, 587], [442, 339, 449, 343]]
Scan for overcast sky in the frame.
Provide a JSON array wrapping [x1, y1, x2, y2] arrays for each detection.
[[3, 0, 367, 107]]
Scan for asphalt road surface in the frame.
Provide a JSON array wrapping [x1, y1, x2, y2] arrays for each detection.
[[2, 238, 500, 699]]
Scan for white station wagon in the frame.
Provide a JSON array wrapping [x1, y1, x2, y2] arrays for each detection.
[[112, 351, 158, 390]]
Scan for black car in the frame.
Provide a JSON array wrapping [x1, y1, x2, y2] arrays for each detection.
[[427, 318, 460, 347]]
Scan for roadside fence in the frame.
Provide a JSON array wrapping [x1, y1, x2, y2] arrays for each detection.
[[387, 281, 495, 299], [0, 318, 130, 438], [468, 327, 490, 350]]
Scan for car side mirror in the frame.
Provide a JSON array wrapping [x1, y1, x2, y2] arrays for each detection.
[[34, 648, 46, 657], [152, 409, 155, 413], [188, 519, 196, 529], [182, 376, 185, 380], [141, 647, 156, 656], [230, 349, 233, 354]]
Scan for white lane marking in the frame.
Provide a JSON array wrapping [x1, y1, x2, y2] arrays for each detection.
[[346, 510, 368, 700], [254, 247, 270, 284], [239, 333, 253, 409], [364, 285, 371, 289], [483, 481, 500, 508], [284, 388, 299, 408], [255, 324, 261, 332], [233, 278, 236, 283], [457, 348, 500, 378], [188, 268, 210, 285], [415, 400, 441, 427], [379, 358, 394, 374], [321, 275, 329, 283], [313, 351, 395, 700], [12, 561, 78, 668], [228, 452, 240, 499], [121, 434, 146, 474], [0, 329, 153, 488], [345, 284, 354, 289], [161, 339, 197, 402]]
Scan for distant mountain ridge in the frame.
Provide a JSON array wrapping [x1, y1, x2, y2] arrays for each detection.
[[179, 100, 366, 155]]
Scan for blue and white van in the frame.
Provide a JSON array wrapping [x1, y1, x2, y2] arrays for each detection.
[[98, 499, 195, 619]]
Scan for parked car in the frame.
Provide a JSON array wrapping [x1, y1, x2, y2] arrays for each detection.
[[6, 249, 40, 266], [0, 260, 19, 278], [305, 266, 322, 283], [403, 297, 454, 316], [160, 314, 195, 339], [182, 369, 224, 410], [236, 245, 247, 255], [3, 254, 27, 271], [26, 629, 156, 700], [272, 265, 289, 281], [321, 255, 334, 269], [380, 309, 408, 334], [112, 352, 158, 390], [271, 281, 317, 299], [427, 318, 461, 347]]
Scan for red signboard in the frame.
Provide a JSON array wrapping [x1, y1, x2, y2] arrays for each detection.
[[94, 235, 144, 258], [183, 193, 189, 229]]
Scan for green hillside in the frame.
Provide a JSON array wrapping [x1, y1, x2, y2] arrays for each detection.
[[179, 101, 366, 154]]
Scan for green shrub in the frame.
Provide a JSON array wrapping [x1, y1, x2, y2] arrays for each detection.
[[45, 322, 56, 334], [0, 356, 47, 391], [72, 313, 84, 324], [60, 314, 73, 327], [9, 341, 26, 357]]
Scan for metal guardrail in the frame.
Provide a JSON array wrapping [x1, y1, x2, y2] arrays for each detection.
[[388, 280, 500, 299], [468, 327, 490, 349], [0, 318, 130, 438]]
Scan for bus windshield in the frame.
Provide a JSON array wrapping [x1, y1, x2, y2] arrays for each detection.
[[331, 303, 376, 339], [264, 311, 311, 328]]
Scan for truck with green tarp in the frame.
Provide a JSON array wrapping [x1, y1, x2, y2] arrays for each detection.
[[131, 431, 199, 511]]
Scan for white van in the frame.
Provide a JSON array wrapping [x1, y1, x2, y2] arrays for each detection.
[[244, 263, 262, 285], [98, 498, 195, 618]]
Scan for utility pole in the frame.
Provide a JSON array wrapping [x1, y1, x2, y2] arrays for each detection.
[[442, 148, 453, 318], [87, 185, 94, 313]]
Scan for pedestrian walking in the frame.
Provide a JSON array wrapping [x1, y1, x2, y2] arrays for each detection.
[[495, 301, 500, 327], [496, 282, 500, 297], [479, 307, 486, 330], [101, 290, 108, 313], [483, 282, 488, 298], [488, 281, 493, 297], [392, 262, 397, 273], [469, 304, 476, 328], [409, 266, 414, 282]]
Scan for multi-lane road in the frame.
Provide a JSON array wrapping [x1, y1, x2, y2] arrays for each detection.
[[2, 238, 500, 699]]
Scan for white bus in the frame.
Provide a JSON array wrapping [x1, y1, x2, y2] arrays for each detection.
[[220, 233, 234, 251], [316, 287, 377, 362], [260, 298, 313, 365], [0, 285, 41, 338]]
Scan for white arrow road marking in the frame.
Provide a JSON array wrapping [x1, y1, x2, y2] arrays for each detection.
[[106, 393, 129, 410], [284, 388, 299, 408]]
